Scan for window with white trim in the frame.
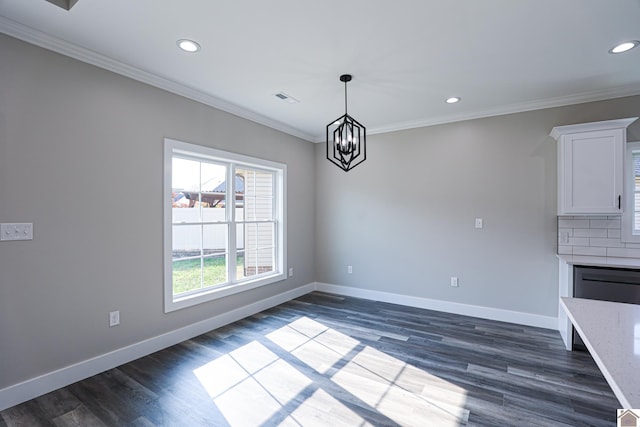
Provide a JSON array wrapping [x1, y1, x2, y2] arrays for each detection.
[[164, 138, 286, 312], [622, 141, 640, 243]]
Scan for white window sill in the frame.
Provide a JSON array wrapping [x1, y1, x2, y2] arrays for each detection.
[[165, 272, 286, 313]]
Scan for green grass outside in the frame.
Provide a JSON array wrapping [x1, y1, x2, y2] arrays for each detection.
[[173, 256, 244, 294]]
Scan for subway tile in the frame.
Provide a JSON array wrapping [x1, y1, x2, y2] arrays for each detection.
[[589, 219, 621, 229], [573, 228, 607, 238], [625, 243, 640, 249], [568, 237, 589, 246], [558, 219, 590, 228], [607, 247, 640, 258], [589, 238, 625, 248], [572, 246, 607, 256], [608, 229, 621, 238], [558, 246, 573, 255]]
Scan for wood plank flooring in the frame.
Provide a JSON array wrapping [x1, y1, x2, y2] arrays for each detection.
[[1, 292, 619, 426]]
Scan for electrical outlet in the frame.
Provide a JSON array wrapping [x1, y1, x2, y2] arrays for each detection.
[[475, 218, 483, 229], [1, 223, 33, 241], [109, 310, 120, 327], [347, 265, 353, 274], [288, 267, 294, 277], [560, 231, 570, 244], [450, 277, 459, 287]]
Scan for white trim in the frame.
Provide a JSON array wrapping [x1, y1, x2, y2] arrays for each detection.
[[312, 92, 640, 143], [163, 138, 287, 313], [0, 283, 315, 411], [622, 141, 640, 243], [314, 282, 558, 330], [0, 282, 560, 410], [0, 16, 315, 143], [557, 258, 574, 350], [3, 17, 640, 145], [550, 117, 638, 140]]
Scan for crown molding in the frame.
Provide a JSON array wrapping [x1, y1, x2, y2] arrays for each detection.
[[0, 16, 316, 143], [3, 16, 639, 145], [313, 83, 640, 143]]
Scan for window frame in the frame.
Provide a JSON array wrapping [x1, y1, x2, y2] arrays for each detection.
[[163, 138, 287, 313], [622, 141, 640, 243]]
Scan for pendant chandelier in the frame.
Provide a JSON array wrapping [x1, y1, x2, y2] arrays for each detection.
[[326, 74, 366, 172]]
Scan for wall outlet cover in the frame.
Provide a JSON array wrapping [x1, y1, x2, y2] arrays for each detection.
[[109, 310, 120, 327], [1, 223, 33, 241]]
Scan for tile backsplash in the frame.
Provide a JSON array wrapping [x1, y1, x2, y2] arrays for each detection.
[[558, 216, 640, 258]]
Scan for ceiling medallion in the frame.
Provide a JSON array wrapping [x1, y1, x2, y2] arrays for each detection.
[[326, 74, 366, 172]]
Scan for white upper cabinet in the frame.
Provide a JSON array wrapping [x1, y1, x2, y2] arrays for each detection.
[[551, 118, 637, 215]]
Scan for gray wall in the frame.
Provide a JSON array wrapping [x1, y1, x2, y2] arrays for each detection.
[[3, 30, 640, 393], [315, 96, 640, 317], [0, 34, 316, 389]]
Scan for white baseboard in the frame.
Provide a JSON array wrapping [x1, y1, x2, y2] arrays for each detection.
[[0, 281, 558, 411], [313, 282, 558, 330], [0, 283, 315, 411]]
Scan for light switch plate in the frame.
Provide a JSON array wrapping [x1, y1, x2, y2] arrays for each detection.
[[1, 223, 33, 241]]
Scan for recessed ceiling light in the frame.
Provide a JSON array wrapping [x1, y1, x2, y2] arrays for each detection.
[[177, 39, 201, 53], [446, 97, 461, 104], [609, 40, 639, 54]]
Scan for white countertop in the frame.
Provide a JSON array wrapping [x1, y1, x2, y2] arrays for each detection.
[[560, 297, 640, 408], [558, 255, 640, 269]]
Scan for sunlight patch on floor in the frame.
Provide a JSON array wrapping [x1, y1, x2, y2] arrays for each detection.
[[288, 389, 372, 427], [333, 346, 469, 426], [193, 337, 366, 426], [194, 316, 469, 426]]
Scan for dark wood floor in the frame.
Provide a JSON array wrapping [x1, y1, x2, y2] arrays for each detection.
[[1, 292, 618, 426]]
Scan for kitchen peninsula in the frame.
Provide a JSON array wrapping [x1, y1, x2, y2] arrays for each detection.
[[560, 297, 640, 408]]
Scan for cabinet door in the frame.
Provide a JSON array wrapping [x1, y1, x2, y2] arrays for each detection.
[[558, 129, 624, 214]]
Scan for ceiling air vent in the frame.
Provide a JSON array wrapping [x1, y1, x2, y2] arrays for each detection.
[[45, 0, 80, 11], [275, 92, 300, 104]]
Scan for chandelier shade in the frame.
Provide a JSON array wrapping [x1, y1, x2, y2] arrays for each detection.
[[326, 74, 366, 172]]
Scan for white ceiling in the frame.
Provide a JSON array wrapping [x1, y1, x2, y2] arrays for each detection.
[[1, 0, 640, 142]]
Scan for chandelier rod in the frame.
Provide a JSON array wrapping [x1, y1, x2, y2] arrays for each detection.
[[340, 74, 352, 117], [344, 78, 348, 116]]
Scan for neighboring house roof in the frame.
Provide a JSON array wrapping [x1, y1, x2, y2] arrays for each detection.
[[177, 176, 245, 207], [212, 175, 244, 193]]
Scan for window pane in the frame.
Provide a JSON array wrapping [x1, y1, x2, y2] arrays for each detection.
[[172, 158, 201, 223], [237, 168, 274, 221], [172, 225, 201, 259], [242, 248, 275, 278], [201, 162, 227, 222], [236, 250, 246, 280], [172, 225, 202, 295], [243, 223, 257, 250], [173, 258, 202, 295], [256, 223, 275, 249], [256, 248, 274, 274], [202, 224, 229, 286], [203, 254, 228, 287], [203, 224, 228, 287], [237, 222, 275, 277], [240, 223, 274, 249]]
